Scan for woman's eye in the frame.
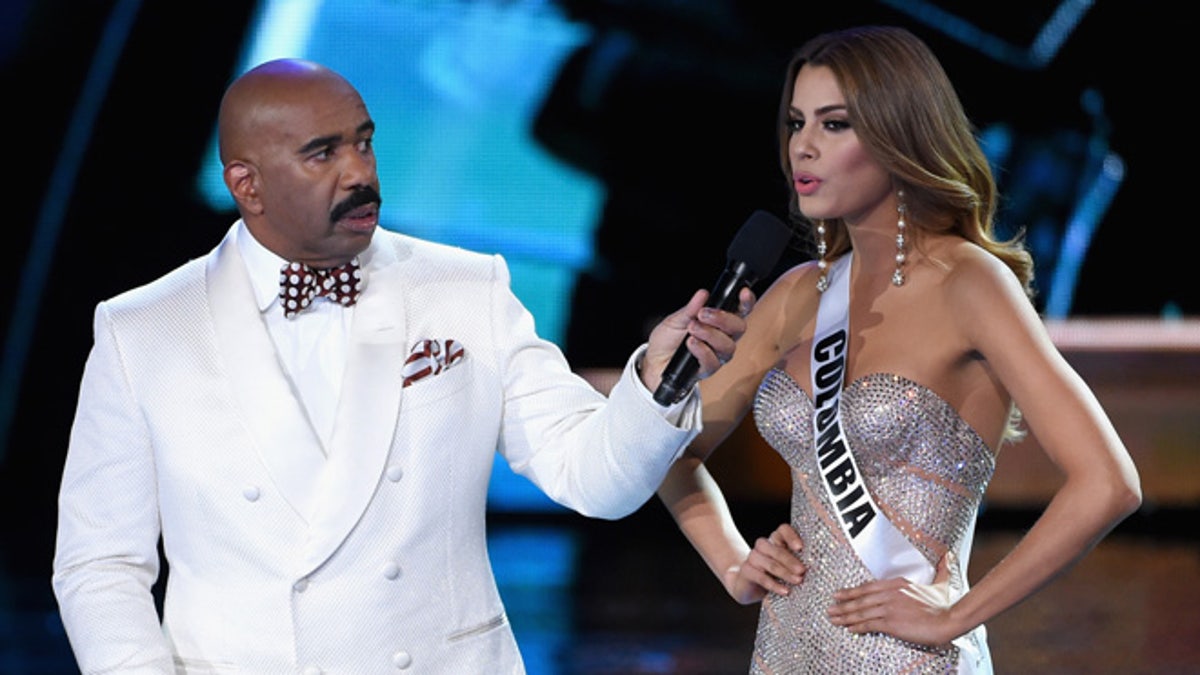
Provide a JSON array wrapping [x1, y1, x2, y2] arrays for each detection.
[[824, 119, 851, 131], [786, 118, 804, 133]]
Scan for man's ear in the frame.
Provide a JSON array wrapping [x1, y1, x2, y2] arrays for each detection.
[[224, 161, 264, 215]]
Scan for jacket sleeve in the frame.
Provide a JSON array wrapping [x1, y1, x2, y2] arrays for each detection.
[[491, 255, 702, 519], [51, 302, 174, 674]]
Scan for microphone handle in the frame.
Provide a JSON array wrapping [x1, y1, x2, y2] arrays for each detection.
[[652, 262, 755, 405]]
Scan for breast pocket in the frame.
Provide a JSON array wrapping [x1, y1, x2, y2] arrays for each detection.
[[399, 355, 472, 410]]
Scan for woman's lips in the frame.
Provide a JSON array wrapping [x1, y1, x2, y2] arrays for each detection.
[[794, 175, 821, 196]]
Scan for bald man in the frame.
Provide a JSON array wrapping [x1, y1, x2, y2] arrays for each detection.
[[52, 59, 752, 674]]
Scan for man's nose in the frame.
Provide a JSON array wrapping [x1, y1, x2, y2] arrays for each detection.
[[341, 148, 376, 189]]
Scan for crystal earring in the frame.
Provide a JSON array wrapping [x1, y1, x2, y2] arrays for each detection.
[[816, 221, 830, 292], [893, 191, 907, 287]]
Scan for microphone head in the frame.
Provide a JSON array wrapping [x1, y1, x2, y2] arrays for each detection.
[[727, 210, 792, 280]]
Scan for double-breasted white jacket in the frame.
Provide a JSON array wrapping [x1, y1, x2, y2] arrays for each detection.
[[52, 222, 701, 674]]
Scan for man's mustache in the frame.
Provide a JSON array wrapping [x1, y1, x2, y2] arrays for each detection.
[[330, 187, 382, 222]]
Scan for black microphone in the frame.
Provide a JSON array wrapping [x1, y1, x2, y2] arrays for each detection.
[[652, 210, 792, 405]]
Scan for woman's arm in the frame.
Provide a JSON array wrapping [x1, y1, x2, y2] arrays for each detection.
[[658, 455, 805, 603], [828, 252, 1142, 644], [656, 267, 815, 603]]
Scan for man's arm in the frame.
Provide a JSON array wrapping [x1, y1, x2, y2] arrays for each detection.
[[52, 303, 174, 674]]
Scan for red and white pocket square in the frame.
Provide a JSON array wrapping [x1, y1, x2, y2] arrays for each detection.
[[402, 339, 465, 388]]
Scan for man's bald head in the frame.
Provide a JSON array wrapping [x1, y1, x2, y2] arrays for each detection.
[[217, 58, 360, 166]]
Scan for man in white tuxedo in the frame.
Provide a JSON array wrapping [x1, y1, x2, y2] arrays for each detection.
[[51, 58, 752, 674]]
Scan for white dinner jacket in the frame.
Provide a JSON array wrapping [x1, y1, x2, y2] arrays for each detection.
[[53, 221, 701, 674]]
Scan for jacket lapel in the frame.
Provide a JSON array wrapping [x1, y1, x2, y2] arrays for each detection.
[[206, 225, 326, 521], [301, 236, 409, 574]]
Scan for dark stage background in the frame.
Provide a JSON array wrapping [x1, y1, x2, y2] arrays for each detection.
[[1, 2, 1195, 673]]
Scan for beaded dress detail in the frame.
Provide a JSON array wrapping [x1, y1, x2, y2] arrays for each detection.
[[750, 369, 995, 674]]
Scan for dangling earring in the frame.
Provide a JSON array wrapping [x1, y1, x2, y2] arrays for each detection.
[[815, 221, 830, 292], [892, 191, 907, 287]]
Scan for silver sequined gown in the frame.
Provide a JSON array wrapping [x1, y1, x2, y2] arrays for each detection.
[[750, 369, 995, 674]]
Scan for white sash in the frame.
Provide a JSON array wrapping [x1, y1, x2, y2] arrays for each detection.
[[810, 254, 933, 584], [812, 254, 993, 674]]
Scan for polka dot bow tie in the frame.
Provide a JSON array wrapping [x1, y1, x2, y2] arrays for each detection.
[[279, 258, 364, 319]]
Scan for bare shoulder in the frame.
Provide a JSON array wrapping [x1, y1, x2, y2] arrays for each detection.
[[731, 259, 822, 370], [762, 259, 822, 303], [929, 240, 1043, 353], [757, 260, 822, 332], [936, 241, 1029, 314]]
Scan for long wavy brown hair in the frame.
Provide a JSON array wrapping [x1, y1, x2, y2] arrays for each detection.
[[777, 25, 1034, 298]]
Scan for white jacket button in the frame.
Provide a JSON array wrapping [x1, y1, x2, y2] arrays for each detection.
[[294, 578, 309, 593], [242, 485, 260, 501], [392, 651, 412, 669], [381, 562, 402, 580], [385, 464, 404, 482]]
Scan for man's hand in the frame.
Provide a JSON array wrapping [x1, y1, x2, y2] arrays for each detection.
[[639, 287, 755, 394]]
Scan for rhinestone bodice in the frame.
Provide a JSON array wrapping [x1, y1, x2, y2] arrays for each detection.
[[749, 369, 995, 673]]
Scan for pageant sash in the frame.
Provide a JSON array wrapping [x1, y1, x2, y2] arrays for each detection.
[[810, 254, 933, 584]]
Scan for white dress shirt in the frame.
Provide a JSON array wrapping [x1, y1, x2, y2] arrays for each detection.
[[235, 222, 357, 450]]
